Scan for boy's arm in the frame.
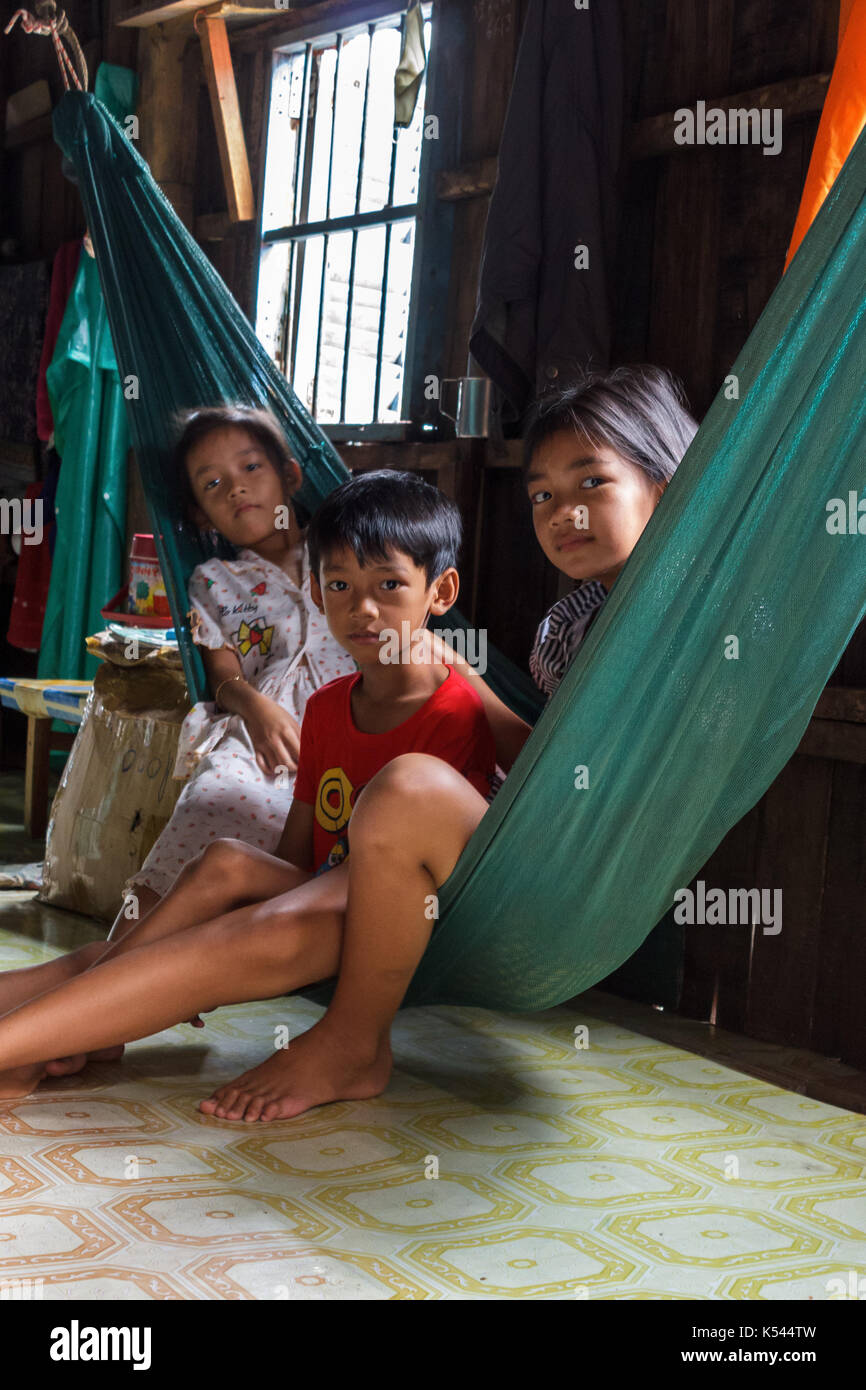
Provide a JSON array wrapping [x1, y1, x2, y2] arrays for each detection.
[[273, 699, 317, 870], [274, 799, 315, 871], [428, 683, 500, 799], [427, 631, 531, 771]]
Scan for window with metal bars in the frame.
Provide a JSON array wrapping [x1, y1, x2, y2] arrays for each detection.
[[256, 6, 433, 430]]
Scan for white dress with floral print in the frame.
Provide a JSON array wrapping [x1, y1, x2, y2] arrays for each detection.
[[125, 545, 355, 898]]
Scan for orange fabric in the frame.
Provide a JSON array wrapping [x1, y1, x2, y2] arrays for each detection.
[[784, 0, 866, 270], [839, 0, 856, 42]]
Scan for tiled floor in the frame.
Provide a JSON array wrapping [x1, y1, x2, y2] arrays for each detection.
[[0, 891, 865, 1301]]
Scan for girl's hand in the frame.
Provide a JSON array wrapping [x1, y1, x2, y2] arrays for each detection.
[[244, 697, 302, 777]]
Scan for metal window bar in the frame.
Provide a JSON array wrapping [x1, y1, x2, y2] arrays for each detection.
[[282, 42, 313, 384], [267, 7, 426, 425], [373, 13, 405, 423], [340, 21, 375, 422], [311, 32, 343, 419]]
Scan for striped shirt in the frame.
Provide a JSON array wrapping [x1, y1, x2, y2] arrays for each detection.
[[529, 581, 608, 698]]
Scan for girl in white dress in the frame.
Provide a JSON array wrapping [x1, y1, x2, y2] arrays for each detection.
[[121, 406, 355, 917]]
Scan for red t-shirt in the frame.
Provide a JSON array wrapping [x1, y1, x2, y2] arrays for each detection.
[[293, 667, 496, 872]]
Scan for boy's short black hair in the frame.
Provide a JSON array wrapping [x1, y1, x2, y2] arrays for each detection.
[[307, 470, 462, 585]]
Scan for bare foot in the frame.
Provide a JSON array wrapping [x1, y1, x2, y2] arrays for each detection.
[[198, 1022, 393, 1123], [0, 1062, 48, 1099], [43, 1045, 125, 1078], [42, 1054, 89, 1077]]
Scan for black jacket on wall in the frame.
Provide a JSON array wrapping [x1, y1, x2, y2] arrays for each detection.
[[470, 0, 624, 427]]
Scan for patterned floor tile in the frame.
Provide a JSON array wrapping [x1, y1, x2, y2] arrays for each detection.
[[0, 905, 864, 1299]]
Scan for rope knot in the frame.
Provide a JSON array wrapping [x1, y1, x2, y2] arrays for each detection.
[[3, 4, 87, 91]]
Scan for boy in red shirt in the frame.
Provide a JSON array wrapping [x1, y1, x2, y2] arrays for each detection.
[[0, 471, 501, 1103], [277, 469, 495, 875]]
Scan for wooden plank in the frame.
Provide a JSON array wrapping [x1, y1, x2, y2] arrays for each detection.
[[647, 0, 734, 415], [458, 438, 484, 625], [745, 754, 833, 1048], [336, 441, 454, 473], [436, 156, 498, 201], [119, 0, 275, 28], [814, 686, 866, 723], [403, 0, 470, 426], [811, 761, 866, 1067], [198, 14, 255, 223], [231, 44, 269, 317], [473, 466, 559, 669], [194, 212, 248, 242], [232, 0, 405, 51], [138, 23, 200, 229], [649, 146, 721, 415], [797, 719, 866, 764]]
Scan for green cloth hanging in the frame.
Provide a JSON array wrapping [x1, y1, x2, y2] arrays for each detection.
[[52, 89, 866, 1011], [39, 65, 137, 684], [38, 249, 129, 682]]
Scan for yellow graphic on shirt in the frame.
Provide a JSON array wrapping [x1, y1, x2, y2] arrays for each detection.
[[316, 767, 354, 834], [236, 618, 274, 657]]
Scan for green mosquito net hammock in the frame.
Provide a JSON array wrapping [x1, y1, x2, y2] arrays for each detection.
[[54, 91, 866, 1011]]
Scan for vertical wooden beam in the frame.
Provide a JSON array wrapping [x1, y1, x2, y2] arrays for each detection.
[[404, 0, 471, 426], [746, 755, 833, 1048], [647, 0, 735, 416], [198, 14, 255, 223], [137, 22, 200, 229]]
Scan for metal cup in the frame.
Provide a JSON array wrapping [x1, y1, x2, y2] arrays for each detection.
[[439, 376, 493, 436]]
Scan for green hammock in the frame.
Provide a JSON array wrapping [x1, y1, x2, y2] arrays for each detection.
[[54, 91, 866, 1011]]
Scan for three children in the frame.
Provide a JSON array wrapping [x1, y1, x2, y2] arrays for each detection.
[[0, 365, 697, 1120]]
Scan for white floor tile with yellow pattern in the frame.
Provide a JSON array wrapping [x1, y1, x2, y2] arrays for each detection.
[[0, 894, 864, 1300]]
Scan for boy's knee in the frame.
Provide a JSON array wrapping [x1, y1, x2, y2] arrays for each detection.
[[351, 756, 462, 856], [194, 837, 252, 882], [365, 753, 462, 805]]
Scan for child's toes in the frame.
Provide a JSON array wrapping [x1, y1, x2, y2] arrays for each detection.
[[242, 1093, 268, 1122], [216, 1090, 246, 1119], [200, 1084, 235, 1115], [228, 1093, 257, 1121]]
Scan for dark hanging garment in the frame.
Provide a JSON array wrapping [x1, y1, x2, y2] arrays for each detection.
[[469, 0, 624, 425]]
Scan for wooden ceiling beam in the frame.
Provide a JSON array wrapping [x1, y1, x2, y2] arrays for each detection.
[[118, 0, 274, 28]]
